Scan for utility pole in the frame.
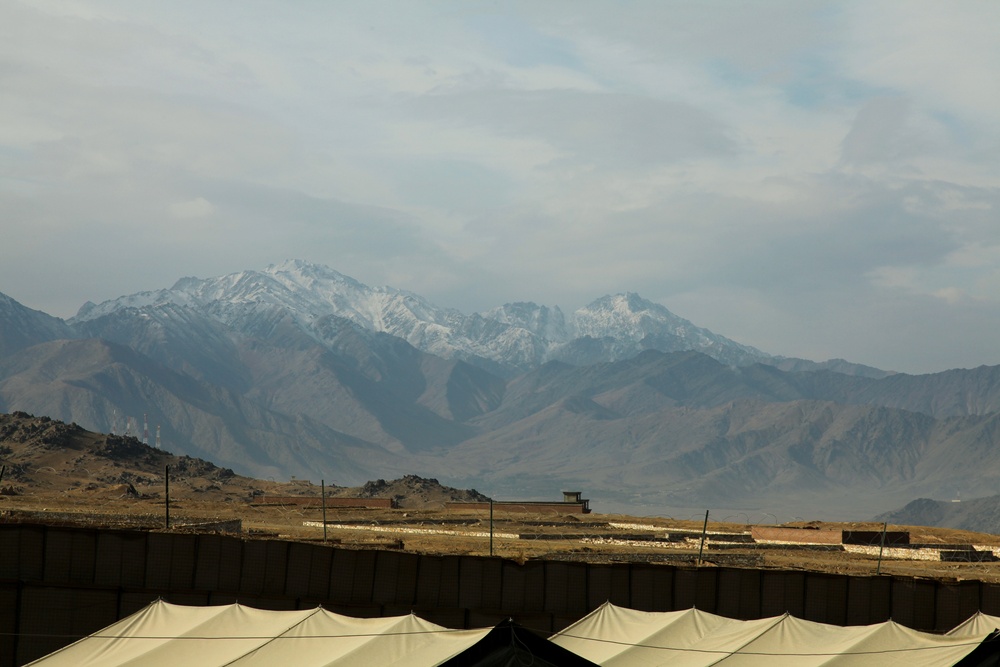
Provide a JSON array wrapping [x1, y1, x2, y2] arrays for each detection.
[[164, 465, 170, 529], [321, 479, 328, 543], [698, 510, 710, 565], [877, 522, 888, 574]]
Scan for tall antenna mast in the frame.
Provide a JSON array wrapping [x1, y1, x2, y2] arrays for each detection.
[[143, 413, 149, 446], [155, 425, 161, 450]]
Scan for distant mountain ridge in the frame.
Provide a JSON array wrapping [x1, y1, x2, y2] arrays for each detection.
[[68, 260, 879, 377], [877, 495, 1000, 535], [0, 292, 74, 358], [4, 260, 1000, 519]]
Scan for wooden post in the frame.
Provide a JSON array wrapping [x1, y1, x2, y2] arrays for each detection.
[[321, 479, 327, 543], [877, 521, 887, 574], [490, 499, 494, 557], [698, 510, 709, 565], [164, 465, 170, 529]]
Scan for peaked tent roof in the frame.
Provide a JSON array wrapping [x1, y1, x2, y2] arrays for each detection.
[[948, 612, 1000, 638], [549, 603, 1000, 666], [25, 600, 495, 667], [26, 599, 1000, 667]]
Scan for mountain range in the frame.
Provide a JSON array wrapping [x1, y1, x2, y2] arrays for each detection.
[[877, 495, 1000, 535], [2, 259, 1000, 520]]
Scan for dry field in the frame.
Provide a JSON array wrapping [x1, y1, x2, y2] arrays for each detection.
[[6, 483, 1000, 584], [4, 412, 1000, 584]]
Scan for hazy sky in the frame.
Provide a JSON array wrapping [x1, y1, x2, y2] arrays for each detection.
[[2, 1, 999, 374]]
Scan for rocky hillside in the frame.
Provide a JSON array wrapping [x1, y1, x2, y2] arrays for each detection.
[[0, 412, 487, 508], [339, 474, 490, 508], [0, 411, 250, 500]]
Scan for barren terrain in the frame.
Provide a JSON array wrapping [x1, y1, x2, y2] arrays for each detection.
[[5, 411, 1000, 583]]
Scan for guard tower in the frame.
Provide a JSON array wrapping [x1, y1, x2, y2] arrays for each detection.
[[562, 491, 590, 512]]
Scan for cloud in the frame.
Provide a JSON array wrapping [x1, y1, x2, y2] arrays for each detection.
[[1, 1, 999, 373], [407, 89, 737, 167], [840, 96, 911, 165], [169, 197, 214, 219]]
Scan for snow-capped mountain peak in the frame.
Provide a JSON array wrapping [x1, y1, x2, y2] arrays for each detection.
[[573, 292, 699, 341], [66, 260, 771, 373]]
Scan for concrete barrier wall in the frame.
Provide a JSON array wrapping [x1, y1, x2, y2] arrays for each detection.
[[843, 530, 910, 546], [751, 527, 910, 546], [444, 501, 589, 514], [259, 496, 396, 509], [3, 522, 1000, 666], [751, 526, 842, 544]]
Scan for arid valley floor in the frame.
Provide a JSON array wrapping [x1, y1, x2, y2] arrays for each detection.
[[5, 412, 1000, 585]]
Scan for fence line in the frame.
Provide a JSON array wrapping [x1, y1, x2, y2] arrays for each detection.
[[0, 522, 998, 666]]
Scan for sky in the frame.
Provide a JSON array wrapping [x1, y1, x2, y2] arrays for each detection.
[[1, 1, 999, 374]]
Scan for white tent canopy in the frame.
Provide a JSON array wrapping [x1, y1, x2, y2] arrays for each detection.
[[27, 600, 1000, 667], [550, 603, 1000, 666], [26, 600, 491, 667], [947, 612, 1000, 638]]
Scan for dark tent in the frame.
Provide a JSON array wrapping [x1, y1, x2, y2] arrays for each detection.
[[954, 630, 1000, 667], [438, 619, 600, 667]]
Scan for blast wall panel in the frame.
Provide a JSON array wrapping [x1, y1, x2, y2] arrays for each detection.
[[95, 531, 147, 588], [936, 581, 980, 633], [284, 542, 313, 598], [193, 533, 222, 591], [7, 522, 1000, 667], [981, 583, 1000, 615], [761, 570, 805, 617], [630, 564, 673, 611], [414, 555, 447, 607], [263, 540, 289, 594], [0, 585, 18, 667], [587, 564, 630, 609], [217, 535, 243, 592], [307, 545, 333, 600], [240, 540, 267, 595]]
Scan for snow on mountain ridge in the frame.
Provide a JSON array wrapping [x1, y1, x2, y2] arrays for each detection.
[[175, 262, 507, 363], [570, 292, 768, 360], [575, 293, 686, 342], [72, 287, 199, 320], [480, 302, 570, 342], [67, 260, 768, 371], [573, 292, 693, 340]]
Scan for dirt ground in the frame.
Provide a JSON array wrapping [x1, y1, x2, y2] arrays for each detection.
[[5, 411, 1000, 583], [6, 487, 1000, 584]]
